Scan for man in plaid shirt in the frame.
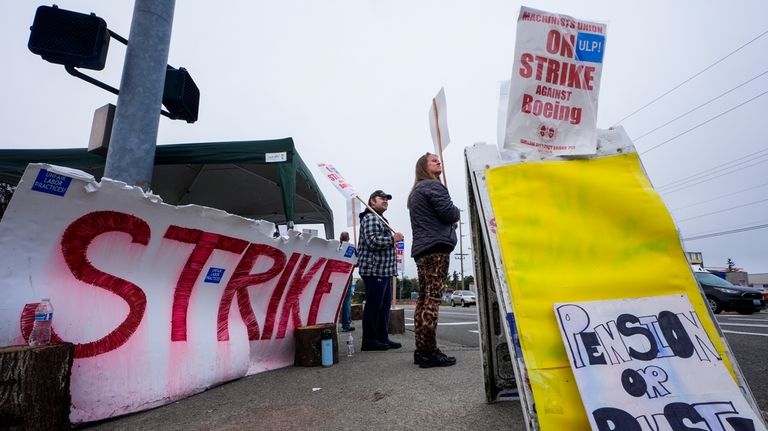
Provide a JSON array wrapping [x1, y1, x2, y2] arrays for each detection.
[[358, 190, 404, 351]]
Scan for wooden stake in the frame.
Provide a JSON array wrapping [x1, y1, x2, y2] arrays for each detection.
[[432, 98, 448, 188], [351, 197, 358, 245]]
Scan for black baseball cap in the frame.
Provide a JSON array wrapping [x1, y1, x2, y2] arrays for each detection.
[[369, 190, 392, 200]]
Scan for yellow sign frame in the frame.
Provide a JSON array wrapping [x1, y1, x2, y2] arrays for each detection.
[[485, 152, 733, 429]]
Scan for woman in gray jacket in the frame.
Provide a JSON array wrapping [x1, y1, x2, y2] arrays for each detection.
[[407, 153, 461, 368]]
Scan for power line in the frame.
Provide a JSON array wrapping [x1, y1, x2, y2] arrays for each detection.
[[669, 180, 768, 211], [633, 69, 768, 142], [660, 156, 768, 195], [683, 222, 768, 241], [640, 89, 768, 155], [657, 148, 768, 192], [612, 28, 768, 127], [657, 148, 768, 189], [676, 197, 768, 222]]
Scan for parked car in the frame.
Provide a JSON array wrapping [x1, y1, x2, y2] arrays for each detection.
[[450, 290, 476, 307], [757, 286, 768, 302], [692, 266, 766, 315]]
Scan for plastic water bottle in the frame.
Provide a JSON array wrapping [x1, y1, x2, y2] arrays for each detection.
[[346, 333, 355, 357], [29, 298, 53, 347], [320, 329, 334, 367]]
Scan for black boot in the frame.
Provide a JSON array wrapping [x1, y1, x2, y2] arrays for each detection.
[[416, 349, 456, 368]]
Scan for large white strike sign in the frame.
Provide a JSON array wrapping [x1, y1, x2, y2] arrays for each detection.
[[504, 6, 607, 155], [554, 295, 766, 431], [0, 164, 356, 423]]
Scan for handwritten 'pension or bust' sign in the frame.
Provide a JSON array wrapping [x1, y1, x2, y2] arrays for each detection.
[[504, 6, 606, 155], [554, 295, 766, 431]]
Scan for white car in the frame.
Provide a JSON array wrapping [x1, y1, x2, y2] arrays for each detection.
[[450, 290, 476, 307]]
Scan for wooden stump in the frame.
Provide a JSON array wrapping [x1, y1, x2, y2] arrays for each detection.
[[294, 323, 338, 367], [0, 343, 74, 430], [350, 304, 363, 321], [388, 308, 405, 334]]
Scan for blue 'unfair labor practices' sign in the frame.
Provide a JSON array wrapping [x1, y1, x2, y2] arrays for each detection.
[[554, 295, 766, 431], [575, 32, 605, 63], [32, 169, 72, 196], [204, 267, 226, 283]]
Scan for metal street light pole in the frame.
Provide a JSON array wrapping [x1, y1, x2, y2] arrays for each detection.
[[104, 0, 175, 189]]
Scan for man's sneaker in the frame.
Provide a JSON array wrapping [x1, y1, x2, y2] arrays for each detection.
[[340, 326, 355, 332], [386, 340, 402, 349], [361, 341, 390, 351]]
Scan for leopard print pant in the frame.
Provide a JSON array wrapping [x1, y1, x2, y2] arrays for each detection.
[[414, 252, 450, 352]]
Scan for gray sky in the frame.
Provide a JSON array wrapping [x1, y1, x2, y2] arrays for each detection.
[[2, 1, 768, 277]]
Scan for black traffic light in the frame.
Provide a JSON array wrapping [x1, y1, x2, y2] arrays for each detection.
[[28, 5, 110, 71], [163, 66, 200, 124]]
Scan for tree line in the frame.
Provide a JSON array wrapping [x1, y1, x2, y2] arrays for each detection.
[[353, 272, 475, 303]]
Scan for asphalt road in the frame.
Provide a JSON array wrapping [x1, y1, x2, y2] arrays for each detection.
[[404, 304, 481, 348], [404, 305, 768, 419], [714, 310, 768, 417], [82, 305, 765, 429]]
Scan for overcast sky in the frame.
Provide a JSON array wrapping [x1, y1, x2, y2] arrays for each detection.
[[2, 1, 768, 278]]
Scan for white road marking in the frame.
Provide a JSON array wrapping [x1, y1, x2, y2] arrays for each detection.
[[407, 311, 478, 316], [437, 321, 478, 326], [405, 321, 477, 326], [717, 323, 768, 328], [439, 310, 479, 315], [717, 318, 767, 323], [722, 330, 768, 337], [468, 330, 479, 334]]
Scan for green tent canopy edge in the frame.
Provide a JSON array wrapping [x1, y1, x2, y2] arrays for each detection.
[[0, 138, 334, 238]]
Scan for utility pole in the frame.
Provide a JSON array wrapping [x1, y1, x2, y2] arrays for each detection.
[[104, 0, 176, 189], [454, 211, 469, 289]]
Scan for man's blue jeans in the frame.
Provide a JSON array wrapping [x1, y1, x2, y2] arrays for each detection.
[[361, 275, 391, 344], [340, 282, 354, 330]]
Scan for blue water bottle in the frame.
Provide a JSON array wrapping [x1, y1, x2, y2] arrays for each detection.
[[321, 329, 334, 367]]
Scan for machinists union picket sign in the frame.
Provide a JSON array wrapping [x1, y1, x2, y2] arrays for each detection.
[[504, 6, 607, 155]]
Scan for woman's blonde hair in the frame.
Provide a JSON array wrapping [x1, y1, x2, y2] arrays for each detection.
[[408, 153, 440, 208]]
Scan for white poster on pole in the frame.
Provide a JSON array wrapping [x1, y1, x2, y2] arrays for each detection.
[[429, 87, 451, 155], [504, 6, 607, 155], [554, 295, 766, 431], [497, 80, 511, 149], [395, 240, 405, 274], [345, 196, 359, 229], [317, 163, 358, 199]]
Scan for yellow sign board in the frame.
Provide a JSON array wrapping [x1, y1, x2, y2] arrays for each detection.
[[485, 153, 732, 429]]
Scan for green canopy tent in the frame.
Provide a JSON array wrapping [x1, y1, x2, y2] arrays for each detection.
[[0, 138, 334, 238]]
